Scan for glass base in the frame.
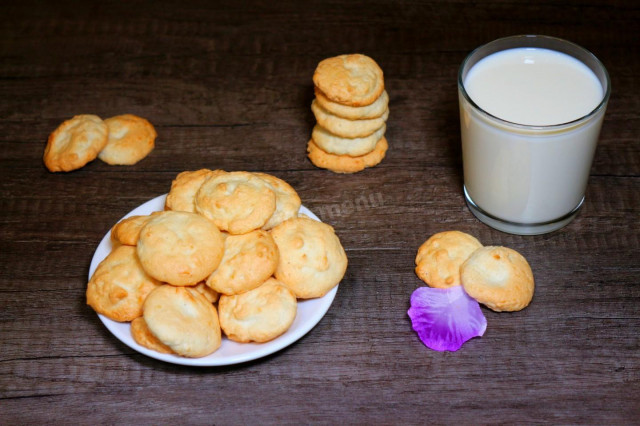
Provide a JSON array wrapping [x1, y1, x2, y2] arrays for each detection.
[[464, 186, 583, 235]]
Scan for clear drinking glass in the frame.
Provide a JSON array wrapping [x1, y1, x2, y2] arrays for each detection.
[[458, 35, 610, 235]]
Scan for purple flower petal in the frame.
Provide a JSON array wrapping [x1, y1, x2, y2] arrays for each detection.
[[408, 286, 487, 352]]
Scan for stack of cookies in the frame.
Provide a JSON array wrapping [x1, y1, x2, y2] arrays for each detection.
[[87, 170, 348, 358], [308, 54, 389, 173]]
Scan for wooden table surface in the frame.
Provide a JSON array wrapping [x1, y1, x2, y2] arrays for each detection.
[[2, 1, 639, 423]]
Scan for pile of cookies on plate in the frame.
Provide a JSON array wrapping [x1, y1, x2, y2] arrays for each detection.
[[87, 170, 348, 358], [415, 231, 535, 312], [44, 113, 156, 172], [307, 54, 389, 173]]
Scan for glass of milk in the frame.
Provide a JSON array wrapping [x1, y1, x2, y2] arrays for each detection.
[[458, 35, 610, 235]]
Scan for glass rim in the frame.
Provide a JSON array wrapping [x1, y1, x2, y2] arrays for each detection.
[[458, 34, 611, 131]]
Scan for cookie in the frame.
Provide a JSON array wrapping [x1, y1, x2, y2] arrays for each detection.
[[311, 100, 389, 138], [192, 282, 220, 304], [195, 171, 276, 234], [206, 230, 279, 295], [130, 316, 174, 354], [110, 212, 160, 246], [136, 211, 225, 286], [253, 172, 302, 230], [312, 123, 385, 157], [98, 114, 156, 165], [86, 245, 161, 322], [44, 114, 108, 172], [415, 231, 483, 289], [315, 88, 389, 120], [313, 54, 384, 107], [307, 136, 388, 174], [143, 285, 222, 357], [165, 169, 224, 213], [218, 277, 297, 343], [271, 216, 348, 299], [461, 246, 535, 312]]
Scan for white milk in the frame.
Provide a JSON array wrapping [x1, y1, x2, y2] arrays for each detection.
[[459, 46, 607, 232]]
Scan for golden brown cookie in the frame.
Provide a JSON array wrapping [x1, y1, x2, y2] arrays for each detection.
[[414, 231, 483, 289], [110, 212, 161, 246], [271, 216, 348, 299], [165, 169, 224, 213], [253, 172, 302, 230], [136, 211, 225, 286], [86, 245, 161, 322], [311, 100, 388, 138], [206, 230, 279, 295], [192, 282, 220, 304], [315, 87, 389, 120], [98, 114, 156, 165], [307, 136, 388, 174], [461, 246, 535, 312], [143, 285, 221, 358], [130, 316, 174, 354], [312, 124, 385, 157], [218, 277, 297, 343], [195, 171, 276, 234], [44, 114, 108, 172], [313, 54, 384, 107]]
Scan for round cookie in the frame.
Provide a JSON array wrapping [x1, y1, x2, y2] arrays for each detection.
[[206, 230, 279, 295], [44, 114, 108, 172], [195, 171, 276, 234], [192, 282, 220, 304], [136, 211, 224, 286], [143, 285, 221, 358], [253, 172, 302, 230], [461, 246, 535, 312], [415, 231, 483, 289], [271, 216, 348, 299], [86, 245, 161, 322], [311, 100, 389, 138], [98, 114, 156, 165], [165, 169, 224, 213], [315, 88, 389, 120], [218, 277, 297, 343], [307, 136, 388, 174], [312, 123, 385, 157], [130, 316, 174, 354], [110, 212, 160, 246], [313, 54, 384, 107]]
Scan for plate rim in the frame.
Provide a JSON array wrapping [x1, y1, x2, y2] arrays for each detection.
[[88, 194, 338, 367]]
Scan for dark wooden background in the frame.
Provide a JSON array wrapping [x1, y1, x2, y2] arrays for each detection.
[[1, 0, 638, 423]]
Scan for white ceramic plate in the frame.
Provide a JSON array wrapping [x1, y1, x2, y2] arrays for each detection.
[[88, 194, 338, 366]]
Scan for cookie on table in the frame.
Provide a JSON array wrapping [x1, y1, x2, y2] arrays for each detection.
[[143, 285, 222, 358], [110, 212, 161, 246], [415, 231, 483, 289], [461, 246, 535, 312], [311, 100, 389, 138], [44, 114, 108, 172], [130, 316, 174, 354], [136, 211, 225, 286], [206, 230, 279, 295], [312, 124, 385, 157], [313, 53, 384, 107], [98, 114, 156, 165], [253, 172, 302, 230], [218, 277, 297, 343], [86, 245, 161, 322], [315, 87, 389, 120], [195, 171, 276, 234], [271, 216, 348, 299], [307, 136, 388, 174], [165, 169, 224, 213]]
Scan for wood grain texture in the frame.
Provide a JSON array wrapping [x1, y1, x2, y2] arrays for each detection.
[[1, 0, 639, 423]]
